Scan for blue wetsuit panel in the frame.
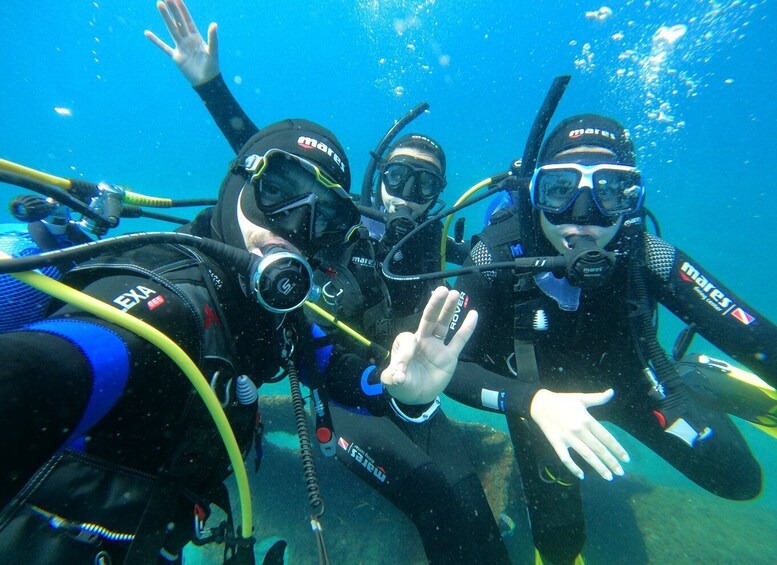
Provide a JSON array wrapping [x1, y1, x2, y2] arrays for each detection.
[[25, 319, 130, 450]]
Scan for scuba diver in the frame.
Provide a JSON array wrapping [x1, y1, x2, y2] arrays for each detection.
[[360, 130, 468, 315], [0, 116, 479, 563], [440, 113, 776, 564]]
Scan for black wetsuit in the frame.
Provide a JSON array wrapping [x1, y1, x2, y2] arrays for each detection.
[[0, 207, 396, 562], [446, 206, 776, 563], [194, 75, 510, 563], [0, 214, 267, 561]]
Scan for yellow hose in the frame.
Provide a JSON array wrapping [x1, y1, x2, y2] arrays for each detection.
[[304, 300, 375, 350], [0, 158, 72, 190], [439, 177, 492, 269], [122, 192, 174, 208], [0, 157, 176, 209], [1, 253, 253, 538]]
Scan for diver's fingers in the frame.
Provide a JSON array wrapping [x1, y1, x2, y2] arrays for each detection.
[[436, 288, 460, 328], [177, 0, 200, 36], [446, 310, 478, 356], [589, 419, 630, 464], [166, 0, 189, 36], [156, 1, 182, 43], [416, 287, 449, 339], [579, 427, 624, 477], [567, 435, 612, 481], [144, 30, 174, 57], [546, 438, 584, 480], [207, 23, 219, 57]]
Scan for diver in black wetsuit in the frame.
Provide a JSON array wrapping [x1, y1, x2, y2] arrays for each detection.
[[146, 6, 502, 561], [0, 117, 359, 562], [444, 113, 776, 564], [0, 109, 479, 563]]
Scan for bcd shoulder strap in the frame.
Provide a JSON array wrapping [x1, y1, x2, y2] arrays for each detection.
[[473, 207, 544, 384]]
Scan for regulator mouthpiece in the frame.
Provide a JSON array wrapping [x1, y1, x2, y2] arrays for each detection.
[[564, 236, 617, 288], [384, 206, 416, 247]]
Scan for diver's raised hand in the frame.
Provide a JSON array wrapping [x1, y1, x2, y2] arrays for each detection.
[[381, 287, 478, 405], [144, 0, 220, 87], [530, 388, 630, 481]]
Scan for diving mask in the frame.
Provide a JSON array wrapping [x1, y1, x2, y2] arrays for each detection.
[[241, 149, 360, 248], [530, 163, 644, 217], [381, 157, 445, 203]]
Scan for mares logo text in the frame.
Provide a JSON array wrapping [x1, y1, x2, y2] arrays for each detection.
[[679, 262, 756, 325], [679, 262, 732, 311], [337, 437, 387, 483], [297, 136, 346, 173], [568, 128, 617, 141]]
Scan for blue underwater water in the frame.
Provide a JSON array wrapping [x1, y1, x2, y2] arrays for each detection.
[[1, 1, 776, 563]]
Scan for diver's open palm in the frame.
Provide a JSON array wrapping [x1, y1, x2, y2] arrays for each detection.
[[381, 287, 478, 405], [145, 0, 220, 87], [530, 389, 630, 481]]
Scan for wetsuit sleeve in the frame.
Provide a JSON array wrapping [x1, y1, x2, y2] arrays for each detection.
[[322, 351, 392, 416], [193, 73, 260, 153], [445, 244, 541, 418], [0, 273, 206, 504], [318, 345, 438, 419], [0, 331, 92, 504], [645, 234, 777, 385]]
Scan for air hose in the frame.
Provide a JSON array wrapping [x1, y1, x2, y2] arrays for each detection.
[[286, 360, 330, 565], [1, 253, 254, 540], [360, 102, 430, 207], [303, 300, 388, 361], [0, 231, 252, 275], [0, 158, 216, 209]]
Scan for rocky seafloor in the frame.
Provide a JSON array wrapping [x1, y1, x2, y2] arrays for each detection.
[[186, 395, 777, 564]]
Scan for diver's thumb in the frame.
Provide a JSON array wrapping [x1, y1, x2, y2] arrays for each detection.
[[580, 388, 615, 408], [382, 332, 418, 386]]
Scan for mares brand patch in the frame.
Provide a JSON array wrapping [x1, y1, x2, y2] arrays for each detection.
[[297, 136, 346, 173], [351, 255, 376, 268], [338, 437, 387, 483], [679, 261, 757, 325], [409, 134, 440, 149], [113, 285, 158, 312], [679, 262, 731, 310], [624, 217, 643, 227], [208, 270, 223, 290], [568, 127, 617, 141]]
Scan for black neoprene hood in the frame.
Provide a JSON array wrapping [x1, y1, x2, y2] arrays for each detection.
[[211, 119, 351, 250], [538, 114, 635, 167]]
